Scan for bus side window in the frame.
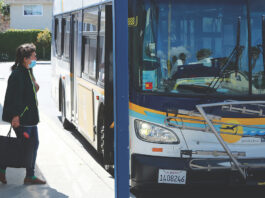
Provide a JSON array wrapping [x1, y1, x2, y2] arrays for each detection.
[[82, 6, 99, 81], [63, 17, 70, 60], [82, 37, 97, 80], [61, 18, 66, 56], [54, 18, 61, 56], [98, 36, 105, 83], [98, 6, 105, 85]]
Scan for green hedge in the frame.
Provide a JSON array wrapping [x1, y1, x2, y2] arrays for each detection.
[[0, 29, 51, 61]]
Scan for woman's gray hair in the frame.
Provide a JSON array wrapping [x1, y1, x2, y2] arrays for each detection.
[[11, 43, 36, 70]]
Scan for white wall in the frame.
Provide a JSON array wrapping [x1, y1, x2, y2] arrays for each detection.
[[10, 3, 52, 30]]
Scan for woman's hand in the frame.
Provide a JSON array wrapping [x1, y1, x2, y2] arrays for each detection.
[[34, 81, 39, 92], [11, 116, 20, 128]]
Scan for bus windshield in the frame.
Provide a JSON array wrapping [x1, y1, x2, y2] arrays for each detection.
[[129, 0, 265, 96]]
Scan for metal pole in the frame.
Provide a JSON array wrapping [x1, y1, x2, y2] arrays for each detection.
[[196, 105, 246, 179], [113, 0, 129, 198], [247, 0, 252, 95]]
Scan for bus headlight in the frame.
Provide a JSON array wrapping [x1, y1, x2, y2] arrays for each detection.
[[134, 120, 179, 144]]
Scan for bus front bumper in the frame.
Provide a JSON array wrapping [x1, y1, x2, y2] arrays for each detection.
[[131, 154, 265, 188]]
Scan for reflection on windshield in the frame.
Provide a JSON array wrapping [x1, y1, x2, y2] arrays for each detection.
[[129, 0, 265, 96], [251, 0, 265, 94]]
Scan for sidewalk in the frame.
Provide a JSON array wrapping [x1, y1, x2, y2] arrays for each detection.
[[0, 115, 114, 197], [0, 65, 115, 198]]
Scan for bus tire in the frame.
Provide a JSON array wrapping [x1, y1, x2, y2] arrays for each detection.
[[61, 91, 73, 129]]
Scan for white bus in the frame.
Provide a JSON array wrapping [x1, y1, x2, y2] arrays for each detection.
[[52, 0, 114, 168], [52, 0, 265, 188]]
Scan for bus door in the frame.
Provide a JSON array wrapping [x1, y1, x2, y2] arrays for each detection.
[[77, 7, 99, 143], [102, 5, 114, 164], [70, 12, 81, 123]]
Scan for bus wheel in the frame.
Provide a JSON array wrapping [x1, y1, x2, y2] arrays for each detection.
[[61, 93, 72, 129]]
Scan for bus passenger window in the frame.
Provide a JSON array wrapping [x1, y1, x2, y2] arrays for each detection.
[[82, 37, 97, 80], [54, 18, 61, 56], [83, 7, 98, 33], [82, 7, 99, 81], [98, 36, 105, 84], [63, 17, 70, 59], [61, 18, 66, 56], [97, 7, 106, 86]]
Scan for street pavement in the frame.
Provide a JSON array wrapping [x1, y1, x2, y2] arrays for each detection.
[[0, 62, 135, 198]]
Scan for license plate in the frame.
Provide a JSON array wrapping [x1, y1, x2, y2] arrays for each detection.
[[158, 169, 186, 184]]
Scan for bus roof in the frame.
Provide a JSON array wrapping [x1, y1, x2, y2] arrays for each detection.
[[53, 0, 111, 15]]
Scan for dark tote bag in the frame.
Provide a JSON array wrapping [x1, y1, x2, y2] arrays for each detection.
[[0, 126, 34, 168]]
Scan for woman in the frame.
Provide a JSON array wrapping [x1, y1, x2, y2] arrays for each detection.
[[0, 43, 46, 185]]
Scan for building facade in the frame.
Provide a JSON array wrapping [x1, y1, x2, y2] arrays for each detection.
[[5, 0, 52, 30]]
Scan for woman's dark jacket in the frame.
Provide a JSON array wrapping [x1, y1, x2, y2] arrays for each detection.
[[2, 65, 39, 125]]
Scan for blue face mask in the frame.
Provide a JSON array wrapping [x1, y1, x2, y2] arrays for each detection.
[[29, 60, 36, 68]]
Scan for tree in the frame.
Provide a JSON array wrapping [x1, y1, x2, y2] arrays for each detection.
[[36, 28, 51, 59], [0, 0, 10, 16]]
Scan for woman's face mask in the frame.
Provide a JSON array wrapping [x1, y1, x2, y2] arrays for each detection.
[[29, 60, 37, 68]]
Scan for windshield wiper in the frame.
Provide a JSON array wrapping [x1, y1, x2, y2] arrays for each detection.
[[208, 17, 243, 90]]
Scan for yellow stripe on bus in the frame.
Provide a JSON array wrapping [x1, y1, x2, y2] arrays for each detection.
[[129, 102, 167, 116], [129, 102, 265, 125]]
